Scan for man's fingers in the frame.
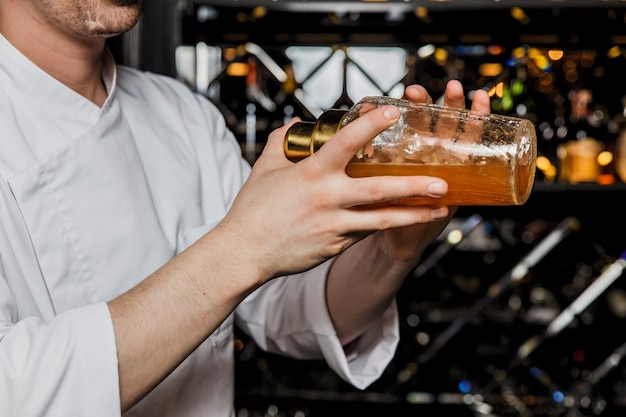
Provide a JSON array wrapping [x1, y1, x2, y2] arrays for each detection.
[[470, 88, 491, 113], [336, 175, 449, 208], [441, 79, 467, 109], [403, 84, 433, 104]]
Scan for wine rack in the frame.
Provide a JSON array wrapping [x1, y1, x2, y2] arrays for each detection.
[[233, 186, 626, 416]]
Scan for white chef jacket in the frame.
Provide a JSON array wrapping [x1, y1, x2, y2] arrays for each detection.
[[0, 34, 400, 417]]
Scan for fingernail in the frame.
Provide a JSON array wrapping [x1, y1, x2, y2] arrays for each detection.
[[431, 207, 448, 220], [383, 106, 400, 121], [427, 181, 446, 196]]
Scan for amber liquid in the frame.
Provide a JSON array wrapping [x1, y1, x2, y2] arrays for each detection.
[[346, 160, 534, 206]]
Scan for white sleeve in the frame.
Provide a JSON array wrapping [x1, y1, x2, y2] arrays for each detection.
[[234, 260, 400, 389], [0, 272, 120, 417]]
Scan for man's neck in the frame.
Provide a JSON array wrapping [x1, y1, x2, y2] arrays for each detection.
[[0, 3, 109, 106]]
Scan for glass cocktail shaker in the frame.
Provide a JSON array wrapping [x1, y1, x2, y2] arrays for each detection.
[[284, 96, 537, 206]]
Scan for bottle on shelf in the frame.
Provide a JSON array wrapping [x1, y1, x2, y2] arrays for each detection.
[[557, 88, 615, 185]]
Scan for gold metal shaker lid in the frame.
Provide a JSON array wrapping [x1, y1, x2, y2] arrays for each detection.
[[284, 109, 349, 162]]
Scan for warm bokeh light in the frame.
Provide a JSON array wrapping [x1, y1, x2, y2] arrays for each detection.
[[495, 81, 505, 98], [487, 45, 505, 56], [598, 150, 614, 166], [536, 156, 557, 182], [510, 7, 530, 24], [478, 63, 503, 77], [608, 45, 623, 59], [226, 62, 249, 76], [548, 49, 564, 60], [434, 47, 448, 65], [415, 6, 429, 19]]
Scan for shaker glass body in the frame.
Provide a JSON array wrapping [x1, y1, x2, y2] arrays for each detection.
[[284, 96, 537, 206]]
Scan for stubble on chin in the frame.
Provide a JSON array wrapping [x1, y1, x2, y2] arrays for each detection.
[[83, 3, 142, 38]]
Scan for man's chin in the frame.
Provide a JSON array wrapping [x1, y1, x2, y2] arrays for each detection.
[[83, 7, 142, 39]]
